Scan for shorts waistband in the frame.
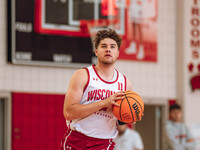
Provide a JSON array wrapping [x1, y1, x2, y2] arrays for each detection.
[[68, 129, 112, 142]]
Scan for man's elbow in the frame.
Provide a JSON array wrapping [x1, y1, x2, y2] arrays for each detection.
[[63, 110, 73, 121]]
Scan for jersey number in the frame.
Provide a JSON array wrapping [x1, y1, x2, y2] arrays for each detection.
[[118, 82, 123, 91]]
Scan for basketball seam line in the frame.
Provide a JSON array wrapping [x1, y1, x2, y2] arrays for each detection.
[[125, 95, 135, 123], [119, 98, 125, 121], [126, 96, 143, 112]]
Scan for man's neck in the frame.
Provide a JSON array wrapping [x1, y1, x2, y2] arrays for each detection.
[[95, 64, 115, 81], [118, 130, 126, 136], [169, 119, 180, 123]]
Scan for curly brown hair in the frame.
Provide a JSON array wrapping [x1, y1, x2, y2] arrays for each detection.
[[93, 28, 122, 49]]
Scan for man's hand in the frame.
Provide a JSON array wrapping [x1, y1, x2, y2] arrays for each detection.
[[102, 91, 125, 107]]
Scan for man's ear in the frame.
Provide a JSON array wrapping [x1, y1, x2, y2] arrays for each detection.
[[117, 50, 120, 58], [95, 49, 98, 56]]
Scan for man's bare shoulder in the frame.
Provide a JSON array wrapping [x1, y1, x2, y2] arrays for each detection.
[[74, 68, 88, 75], [70, 68, 88, 85]]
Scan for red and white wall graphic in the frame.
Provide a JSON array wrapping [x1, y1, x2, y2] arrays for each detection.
[[119, 0, 158, 62]]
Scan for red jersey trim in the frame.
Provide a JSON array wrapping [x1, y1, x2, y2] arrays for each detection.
[[92, 64, 119, 84], [83, 67, 90, 92], [123, 75, 127, 91]]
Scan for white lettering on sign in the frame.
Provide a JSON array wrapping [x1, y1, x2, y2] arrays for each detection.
[[15, 52, 32, 60], [53, 54, 72, 62], [15, 22, 32, 33]]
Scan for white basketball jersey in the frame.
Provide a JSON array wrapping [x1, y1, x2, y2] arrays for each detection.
[[67, 65, 127, 139]]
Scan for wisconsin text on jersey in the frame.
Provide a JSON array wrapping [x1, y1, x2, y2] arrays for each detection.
[[87, 89, 116, 101]]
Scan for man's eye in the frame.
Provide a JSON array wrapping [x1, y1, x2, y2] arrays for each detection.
[[111, 46, 116, 49]]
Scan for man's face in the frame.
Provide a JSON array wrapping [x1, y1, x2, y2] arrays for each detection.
[[95, 38, 119, 65], [169, 109, 182, 122]]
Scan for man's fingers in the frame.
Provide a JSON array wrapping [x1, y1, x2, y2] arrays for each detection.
[[114, 92, 125, 99], [116, 97, 123, 100], [137, 115, 143, 121], [112, 102, 120, 107], [115, 91, 125, 96]]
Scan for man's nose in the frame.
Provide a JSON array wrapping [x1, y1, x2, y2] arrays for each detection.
[[106, 47, 111, 52]]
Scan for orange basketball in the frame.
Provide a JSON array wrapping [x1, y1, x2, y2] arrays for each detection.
[[112, 91, 144, 123]]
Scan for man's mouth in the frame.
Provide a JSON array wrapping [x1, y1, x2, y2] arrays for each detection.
[[105, 54, 111, 57]]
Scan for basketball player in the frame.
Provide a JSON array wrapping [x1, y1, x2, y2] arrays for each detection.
[[125, 0, 144, 60], [164, 103, 196, 150], [60, 29, 137, 150], [125, 0, 157, 60]]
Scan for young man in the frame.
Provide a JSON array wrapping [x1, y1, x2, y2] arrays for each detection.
[[60, 29, 134, 150], [165, 103, 196, 150], [114, 123, 144, 150]]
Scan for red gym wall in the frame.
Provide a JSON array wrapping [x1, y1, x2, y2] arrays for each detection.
[[12, 92, 66, 150]]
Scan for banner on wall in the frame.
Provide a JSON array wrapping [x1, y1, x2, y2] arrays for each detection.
[[119, 0, 158, 62], [188, 0, 200, 91]]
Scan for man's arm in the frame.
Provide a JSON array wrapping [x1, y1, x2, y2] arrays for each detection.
[[126, 78, 132, 91], [126, 78, 143, 122], [185, 139, 195, 150], [63, 69, 124, 121], [185, 127, 196, 150]]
